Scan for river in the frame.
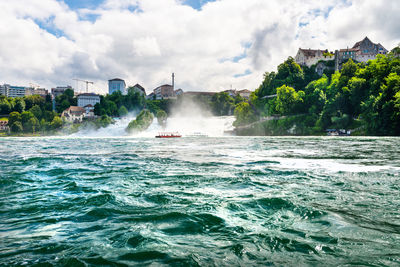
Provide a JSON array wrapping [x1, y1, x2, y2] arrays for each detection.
[[1, 136, 400, 266]]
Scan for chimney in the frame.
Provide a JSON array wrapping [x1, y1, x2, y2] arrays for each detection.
[[172, 73, 175, 90]]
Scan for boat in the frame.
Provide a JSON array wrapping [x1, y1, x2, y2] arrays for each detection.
[[155, 132, 182, 138]]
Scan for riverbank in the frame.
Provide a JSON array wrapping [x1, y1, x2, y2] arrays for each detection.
[[234, 114, 366, 136]]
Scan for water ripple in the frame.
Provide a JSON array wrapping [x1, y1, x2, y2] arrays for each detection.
[[0, 136, 400, 266]]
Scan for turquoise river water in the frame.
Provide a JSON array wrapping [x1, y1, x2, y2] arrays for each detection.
[[0, 136, 400, 266]]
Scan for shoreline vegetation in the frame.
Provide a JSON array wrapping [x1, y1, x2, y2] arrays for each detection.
[[1, 46, 399, 137]]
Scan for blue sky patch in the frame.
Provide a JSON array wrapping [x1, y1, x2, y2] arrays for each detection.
[[182, 0, 216, 10], [62, 0, 104, 10], [234, 69, 252, 78], [34, 16, 66, 38]]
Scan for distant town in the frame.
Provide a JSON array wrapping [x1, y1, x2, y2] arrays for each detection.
[[0, 36, 395, 134], [0, 72, 252, 126]]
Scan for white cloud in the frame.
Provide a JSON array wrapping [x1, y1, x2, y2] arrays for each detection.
[[0, 0, 398, 94], [132, 37, 161, 57]]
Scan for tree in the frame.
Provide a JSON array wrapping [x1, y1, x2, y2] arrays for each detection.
[[40, 119, 50, 131], [8, 112, 21, 127], [64, 88, 74, 99], [118, 105, 128, 117], [275, 85, 305, 115], [211, 92, 235, 116], [25, 117, 39, 133], [13, 98, 25, 113], [348, 77, 367, 115], [50, 116, 63, 130], [21, 111, 35, 124], [233, 102, 257, 126], [304, 74, 328, 114], [24, 95, 45, 110], [10, 121, 23, 133], [126, 110, 154, 133], [29, 105, 43, 120], [0, 98, 11, 115], [56, 89, 76, 112], [99, 115, 113, 128], [59, 99, 71, 113], [156, 109, 167, 127], [43, 111, 56, 122], [275, 57, 305, 90]]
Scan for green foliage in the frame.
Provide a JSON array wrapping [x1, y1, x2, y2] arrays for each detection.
[[211, 92, 235, 116], [95, 91, 145, 116], [1, 92, 69, 135], [0, 97, 12, 115], [235, 114, 320, 136], [99, 115, 113, 128], [275, 85, 305, 115], [25, 117, 39, 133], [233, 102, 257, 127], [40, 119, 51, 131], [21, 111, 34, 125], [10, 121, 23, 133], [126, 110, 154, 133], [156, 110, 167, 127], [56, 89, 76, 113], [13, 98, 26, 113], [323, 52, 334, 57], [362, 72, 400, 135], [118, 105, 128, 117], [8, 112, 21, 128], [24, 95, 45, 110], [304, 74, 328, 114], [29, 105, 43, 120], [275, 57, 305, 89], [50, 116, 63, 130], [243, 52, 400, 136]]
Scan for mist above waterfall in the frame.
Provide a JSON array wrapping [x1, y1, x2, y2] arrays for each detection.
[[72, 99, 235, 138], [136, 98, 235, 137]]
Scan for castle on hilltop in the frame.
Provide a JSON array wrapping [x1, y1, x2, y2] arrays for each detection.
[[295, 37, 388, 74]]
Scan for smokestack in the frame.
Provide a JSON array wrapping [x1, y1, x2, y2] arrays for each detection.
[[172, 73, 175, 90]]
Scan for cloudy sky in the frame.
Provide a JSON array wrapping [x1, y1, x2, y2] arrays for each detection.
[[0, 0, 399, 94]]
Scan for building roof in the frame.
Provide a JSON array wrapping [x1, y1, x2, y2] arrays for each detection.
[[84, 104, 93, 108], [64, 106, 85, 112], [299, 48, 328, 57], [352, 36, 371, 49], [133, 83, 145, 91], [108, 78, 125, 82], [339, 48, 358, 52], [238, 89, 251, 93], [159, 84, 172, 88]]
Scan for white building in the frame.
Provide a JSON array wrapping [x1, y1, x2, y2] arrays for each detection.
[[84, 104, 95, 118], [61, 106, 86, 123], [1, 84, 27, 98], [0, 85, 6, 96], [77, 93, 100, 108], [295, 48, 334, 67]]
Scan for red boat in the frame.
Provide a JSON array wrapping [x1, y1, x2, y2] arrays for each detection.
[[155, 132, 182, 138]]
